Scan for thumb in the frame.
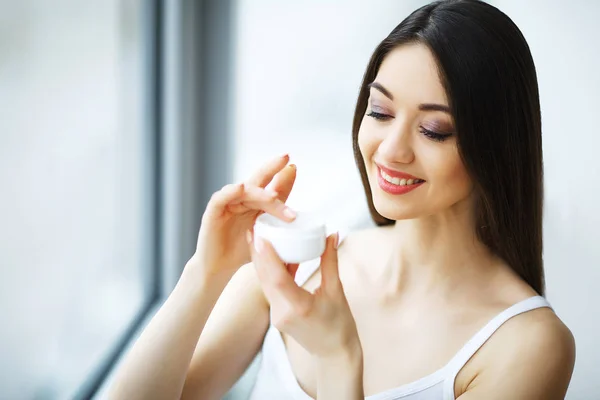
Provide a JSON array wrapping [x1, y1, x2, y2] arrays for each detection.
[[320, 232, 342, 294]]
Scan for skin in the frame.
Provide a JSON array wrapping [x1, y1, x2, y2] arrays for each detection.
[[279, 43, 575, 399], [108, 43, 575, 400], [108, 156, 299, 399]]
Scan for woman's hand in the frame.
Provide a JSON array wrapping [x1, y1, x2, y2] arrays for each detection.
[[248, 231, 364, 398], [247, 230, 362, 360], [191, 154, 297, 279]]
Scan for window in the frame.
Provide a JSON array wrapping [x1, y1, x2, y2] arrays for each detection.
[[0, 1, 157, 398]]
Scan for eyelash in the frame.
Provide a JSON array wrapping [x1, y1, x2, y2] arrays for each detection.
[[366, 111, 392, 121], [366, 111, 452, 142]]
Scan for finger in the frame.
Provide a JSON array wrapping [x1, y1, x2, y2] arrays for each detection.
[[242, 199, 296, 221], [229, 185, 278, 205], [228, 199, 295, 221], [267, 164, 297, 203], [246, 154, 290, 188], [248, 231, 312, 307], [320, 233, 342, 295], [204, 183, 245, 219], [227, 185, 296, 221]]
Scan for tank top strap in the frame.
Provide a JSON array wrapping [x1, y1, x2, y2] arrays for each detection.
[[445, 295, 552, 377], [294, 228, 349, 287]]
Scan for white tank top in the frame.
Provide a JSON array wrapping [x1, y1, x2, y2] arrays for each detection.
[[247, 231, 552, 400]]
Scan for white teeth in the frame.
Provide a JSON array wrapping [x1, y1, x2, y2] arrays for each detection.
[[381, 170, 423, 186]]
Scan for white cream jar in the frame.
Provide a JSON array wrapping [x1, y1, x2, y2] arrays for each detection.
[[253, 212, 327, 264]]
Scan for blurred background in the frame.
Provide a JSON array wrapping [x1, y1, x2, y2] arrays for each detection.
[[0, 0, 598, 399]]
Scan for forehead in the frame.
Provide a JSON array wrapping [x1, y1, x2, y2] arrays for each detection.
[[374, 43, 448, 105]]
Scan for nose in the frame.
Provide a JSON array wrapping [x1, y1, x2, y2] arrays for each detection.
[[377, 123, 415, 164]]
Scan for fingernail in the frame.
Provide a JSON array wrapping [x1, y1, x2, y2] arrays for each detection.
[[246, 229, 252, 245], [288, 164, 296, 170], [333, 232, 340, 250], [281, 153, 289, 159], [283, 207, 296, 219], [254, 235, 265, 253]]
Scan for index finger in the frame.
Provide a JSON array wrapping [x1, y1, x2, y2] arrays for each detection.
[[246, 154, 290, 188], [267, 164, 297, 204]]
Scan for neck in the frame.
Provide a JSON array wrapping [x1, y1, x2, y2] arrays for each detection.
[[372, 201, 500, 303]]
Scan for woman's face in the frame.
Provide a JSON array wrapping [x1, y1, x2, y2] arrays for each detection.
[[358, 43, 473, 221]]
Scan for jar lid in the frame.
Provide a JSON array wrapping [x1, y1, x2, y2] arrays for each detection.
[[254, 212, 326, 240]]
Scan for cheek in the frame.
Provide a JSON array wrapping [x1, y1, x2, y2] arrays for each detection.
[[357, 123, 375, 163], [427, 146, 472, 196]]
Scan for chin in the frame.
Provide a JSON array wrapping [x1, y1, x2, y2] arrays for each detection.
[[370, 189, 425, 221]]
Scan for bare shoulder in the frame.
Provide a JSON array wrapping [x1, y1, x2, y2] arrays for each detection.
[[300, 225, 392, 291], [339, 224, 394, 255], [460, 304, 576, 399], [343, 224, 394, 241], [499, 306, 575, 371]]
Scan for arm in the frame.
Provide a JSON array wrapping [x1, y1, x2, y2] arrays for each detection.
[[457, 313, 575, 400], [108, 261, 269, 400], [108, 155, 296, 399], [181, 262, 269, 399]]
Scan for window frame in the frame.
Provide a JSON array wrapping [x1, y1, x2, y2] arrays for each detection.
[[71, 0, 163, 398], [78, 0, 235, 398]]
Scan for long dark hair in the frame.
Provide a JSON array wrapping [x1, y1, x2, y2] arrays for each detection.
[[352, 0, 545, 295]]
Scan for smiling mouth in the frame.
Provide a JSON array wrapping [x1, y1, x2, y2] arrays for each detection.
[[379, 168, 425, 186]]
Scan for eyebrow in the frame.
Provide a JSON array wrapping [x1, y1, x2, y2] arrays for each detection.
[[367, 81, 452, 114]]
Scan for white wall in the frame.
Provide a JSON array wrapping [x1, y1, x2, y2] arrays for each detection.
[[229, 1, 599, 399], [231, 0, 427, 231]]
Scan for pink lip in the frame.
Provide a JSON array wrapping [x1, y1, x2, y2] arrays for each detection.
[[375, 162, 423, 180], [375, 164, 425, 195]]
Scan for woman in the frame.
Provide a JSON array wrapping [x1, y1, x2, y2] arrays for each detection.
[[109, 0, 575, 399]]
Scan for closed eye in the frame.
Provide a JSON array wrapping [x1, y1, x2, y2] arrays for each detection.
[[366, 111, 392, 121], [367, 110, 453, 142], [419, 127, 453, 142]]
